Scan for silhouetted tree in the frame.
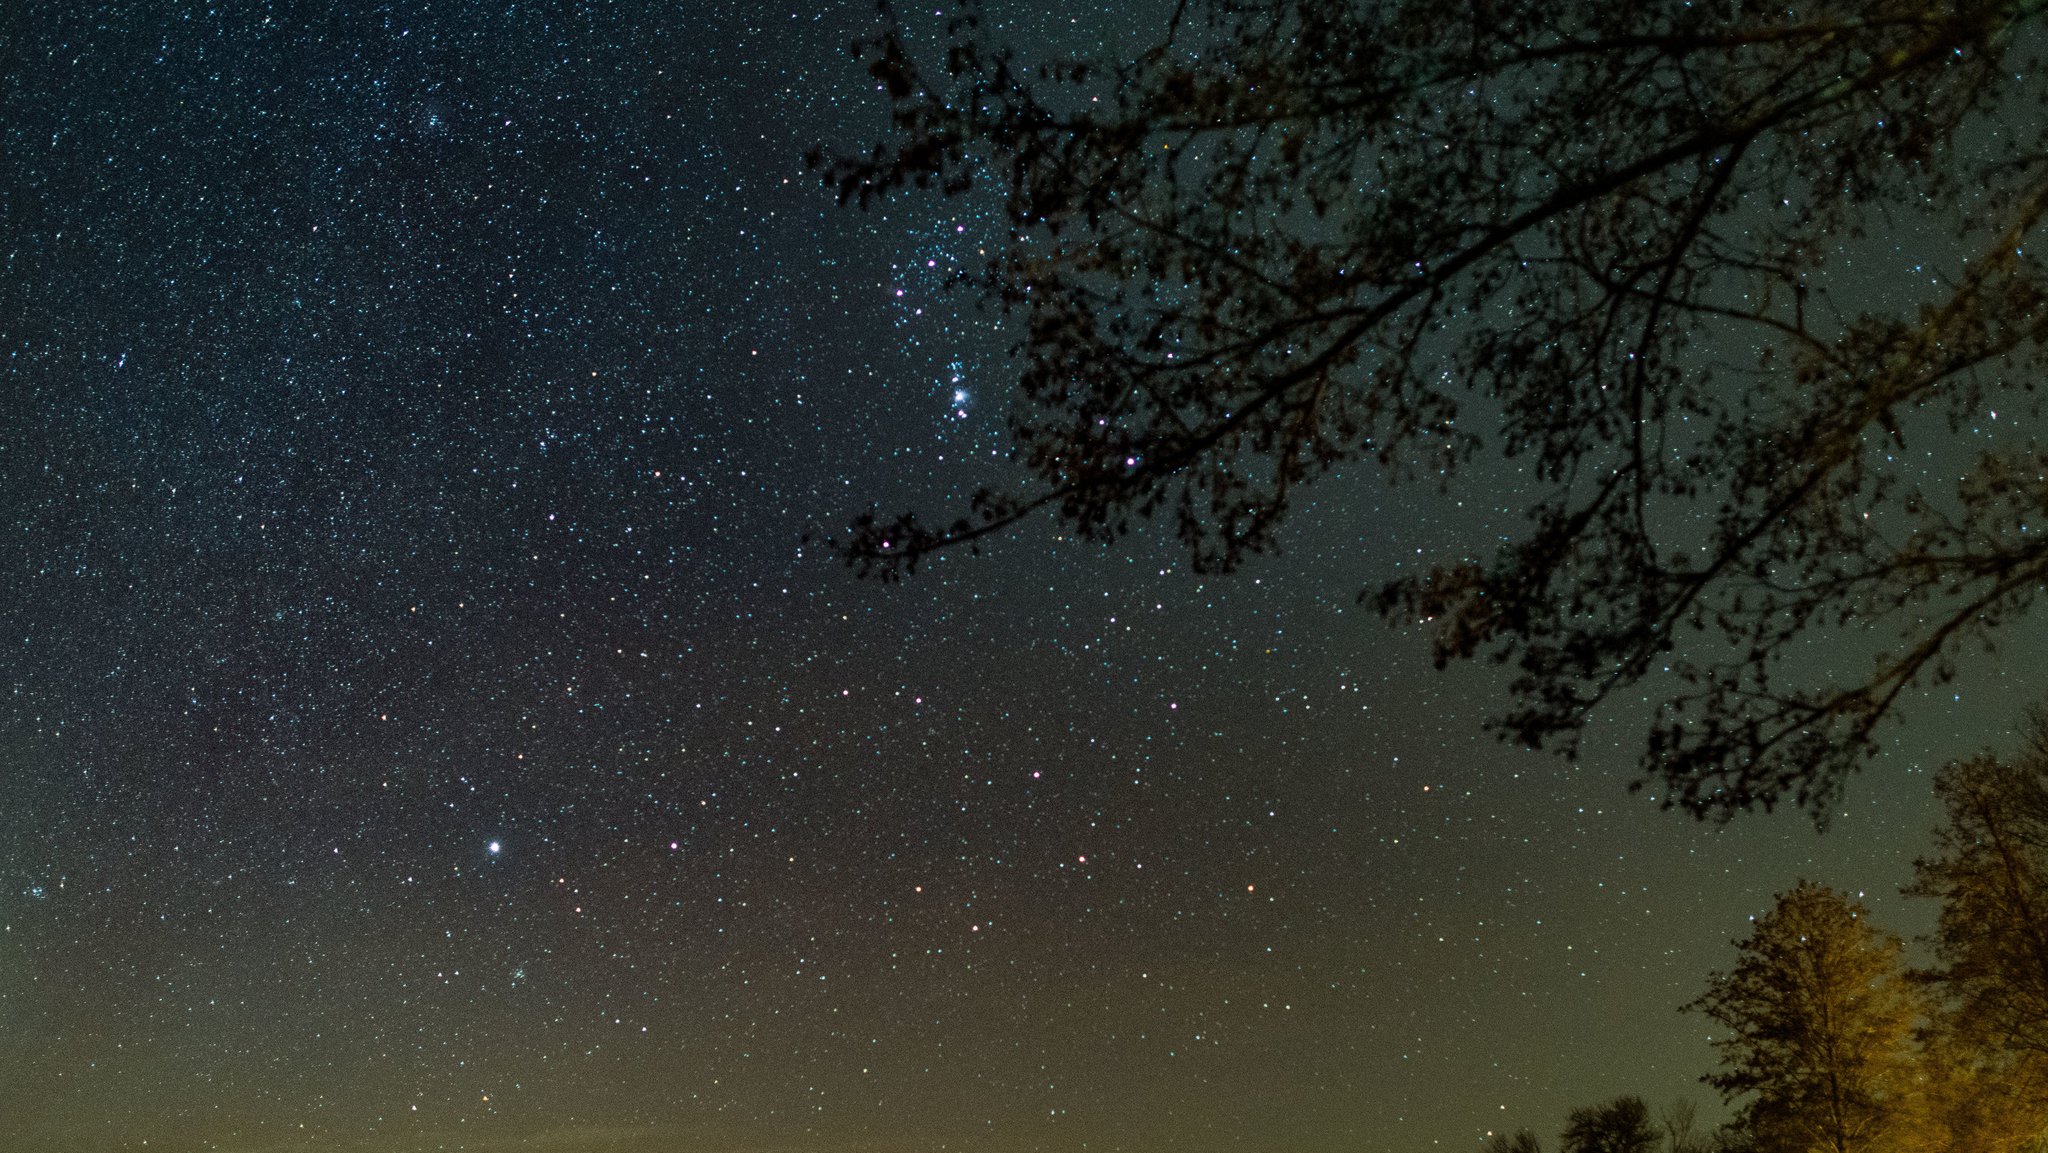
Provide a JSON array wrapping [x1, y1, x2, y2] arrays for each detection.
[[819, 0, 2048, 820], [1905, 722, 2048, 1149], [1687, 882, 1922, 1153], [1560, 1095, 1660, 1153], [1486, 1129, 1543, 1153], [1911, 734, 2048, 1062], [1659, 1099, 1708, 1153]]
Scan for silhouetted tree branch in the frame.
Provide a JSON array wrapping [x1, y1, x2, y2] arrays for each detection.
[[816, 0, 2048, 821]]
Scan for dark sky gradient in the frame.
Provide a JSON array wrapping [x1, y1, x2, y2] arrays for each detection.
[[1, 4, 2035, 1151]]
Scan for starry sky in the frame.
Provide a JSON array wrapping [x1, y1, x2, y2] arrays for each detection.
[[2, 4, 2038, 1152]]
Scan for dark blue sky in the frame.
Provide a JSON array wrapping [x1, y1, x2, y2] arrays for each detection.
[[0, 3, 2030, 1150]]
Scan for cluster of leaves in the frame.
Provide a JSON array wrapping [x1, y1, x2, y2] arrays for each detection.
[[819, 0, 2048, 821]]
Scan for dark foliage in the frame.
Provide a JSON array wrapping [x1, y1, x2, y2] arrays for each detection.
[[1911, 740, 2048, 1058], [816, 0, 2048, 820], [1558, 1096, 1659, 1153], [1907, 713, 2048, 1146]]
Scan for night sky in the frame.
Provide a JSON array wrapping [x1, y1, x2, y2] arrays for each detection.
[[2, 4, 2037, 1151]]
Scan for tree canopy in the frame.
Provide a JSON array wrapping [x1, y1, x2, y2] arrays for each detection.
[[1559, 1095, 1661, 1153], [1912, 743, 2048, 1061], [818, 0, 2048, 820], [1686, 882, 1921, 1153], [1906, 715, 2048, 1145]]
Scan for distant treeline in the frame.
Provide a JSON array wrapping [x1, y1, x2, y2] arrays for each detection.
[[1487, 713, 2048, 1153]]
